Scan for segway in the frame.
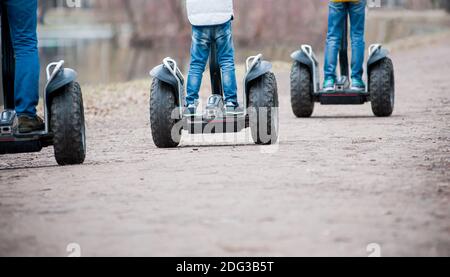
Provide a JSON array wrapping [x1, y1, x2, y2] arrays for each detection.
[[290, 15, 395, 117], [0, 4, 86, 165], [149, 42, 279, 148]]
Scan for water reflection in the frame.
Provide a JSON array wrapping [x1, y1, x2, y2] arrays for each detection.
[[37, 37, 297, 88], [39, 38, 190, 88]]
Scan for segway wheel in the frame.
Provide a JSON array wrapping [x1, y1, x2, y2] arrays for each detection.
[[369, 58, 395, 117], [248, 72, 279, 145], [50, 82, 86, 165], [290, 61, 314, 118], [150, 79, 181, 148]]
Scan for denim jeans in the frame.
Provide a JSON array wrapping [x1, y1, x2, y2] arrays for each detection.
[[186, 21, 238, 105], [4, 0, 40, 116], [324, 0, 366, 81]]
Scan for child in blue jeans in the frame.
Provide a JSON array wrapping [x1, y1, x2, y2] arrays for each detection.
[[185, 0, 238, 116], [324, 0, 367, 91]]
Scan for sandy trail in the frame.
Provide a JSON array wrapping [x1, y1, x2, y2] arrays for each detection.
[[0, 35, 449, 257]]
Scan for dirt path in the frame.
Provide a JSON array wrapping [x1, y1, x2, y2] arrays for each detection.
[[0, 35, 449, 257]]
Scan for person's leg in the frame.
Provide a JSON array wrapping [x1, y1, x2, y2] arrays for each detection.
[[5, 0, 40, 117], [349, 0, 366, 82], [215, 21, 238, 105], [186, 26, 211, 106], [324, 1, 347, 83]]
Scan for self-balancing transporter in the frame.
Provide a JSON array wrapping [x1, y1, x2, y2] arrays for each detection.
[[0, 5, 86, 165], [290, 16, 395, 117], [149, 43, 279, 148]]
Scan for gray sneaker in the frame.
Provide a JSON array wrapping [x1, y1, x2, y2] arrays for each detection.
[[184, 102, 198, 117], [225, 102, 242, 116]]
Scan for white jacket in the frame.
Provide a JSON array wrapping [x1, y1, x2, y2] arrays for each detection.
[[186, 0, 234, 26]]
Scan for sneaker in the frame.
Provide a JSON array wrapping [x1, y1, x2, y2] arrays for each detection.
[[18, 115, 44, 133], [351, 78, 366, 92], [205, 95, 224, 119], [225, 102, 241, 116], [323, 78, 336, 92], [183, 102, 198, 117]]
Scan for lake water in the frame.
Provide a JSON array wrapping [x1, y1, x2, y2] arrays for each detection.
[[1, 37, 192, 106]]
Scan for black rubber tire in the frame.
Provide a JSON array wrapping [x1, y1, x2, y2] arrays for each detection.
[[150, 78, 181, 148], [290, 61, 314, 118], [50, 82, 86, 165], [248, 72, 279, 145], [369, 58, 395, 117]]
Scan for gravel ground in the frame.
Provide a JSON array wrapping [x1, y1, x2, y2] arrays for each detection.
[[0, 34, 449, 257]]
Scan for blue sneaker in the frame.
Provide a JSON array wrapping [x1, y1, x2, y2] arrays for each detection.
[[351, 78, 366, 92], [323, 78, 335, 92]]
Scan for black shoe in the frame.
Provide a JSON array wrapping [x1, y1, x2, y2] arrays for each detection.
[[18, 115, 44, 133]]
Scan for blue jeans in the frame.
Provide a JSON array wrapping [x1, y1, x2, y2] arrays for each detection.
[[324, 0, 366, 81], [4, 0, 40, 116], [187, 21, 238, 105]]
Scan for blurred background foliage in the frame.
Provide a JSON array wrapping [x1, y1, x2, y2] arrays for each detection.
[[12, 0, 450, 86]]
